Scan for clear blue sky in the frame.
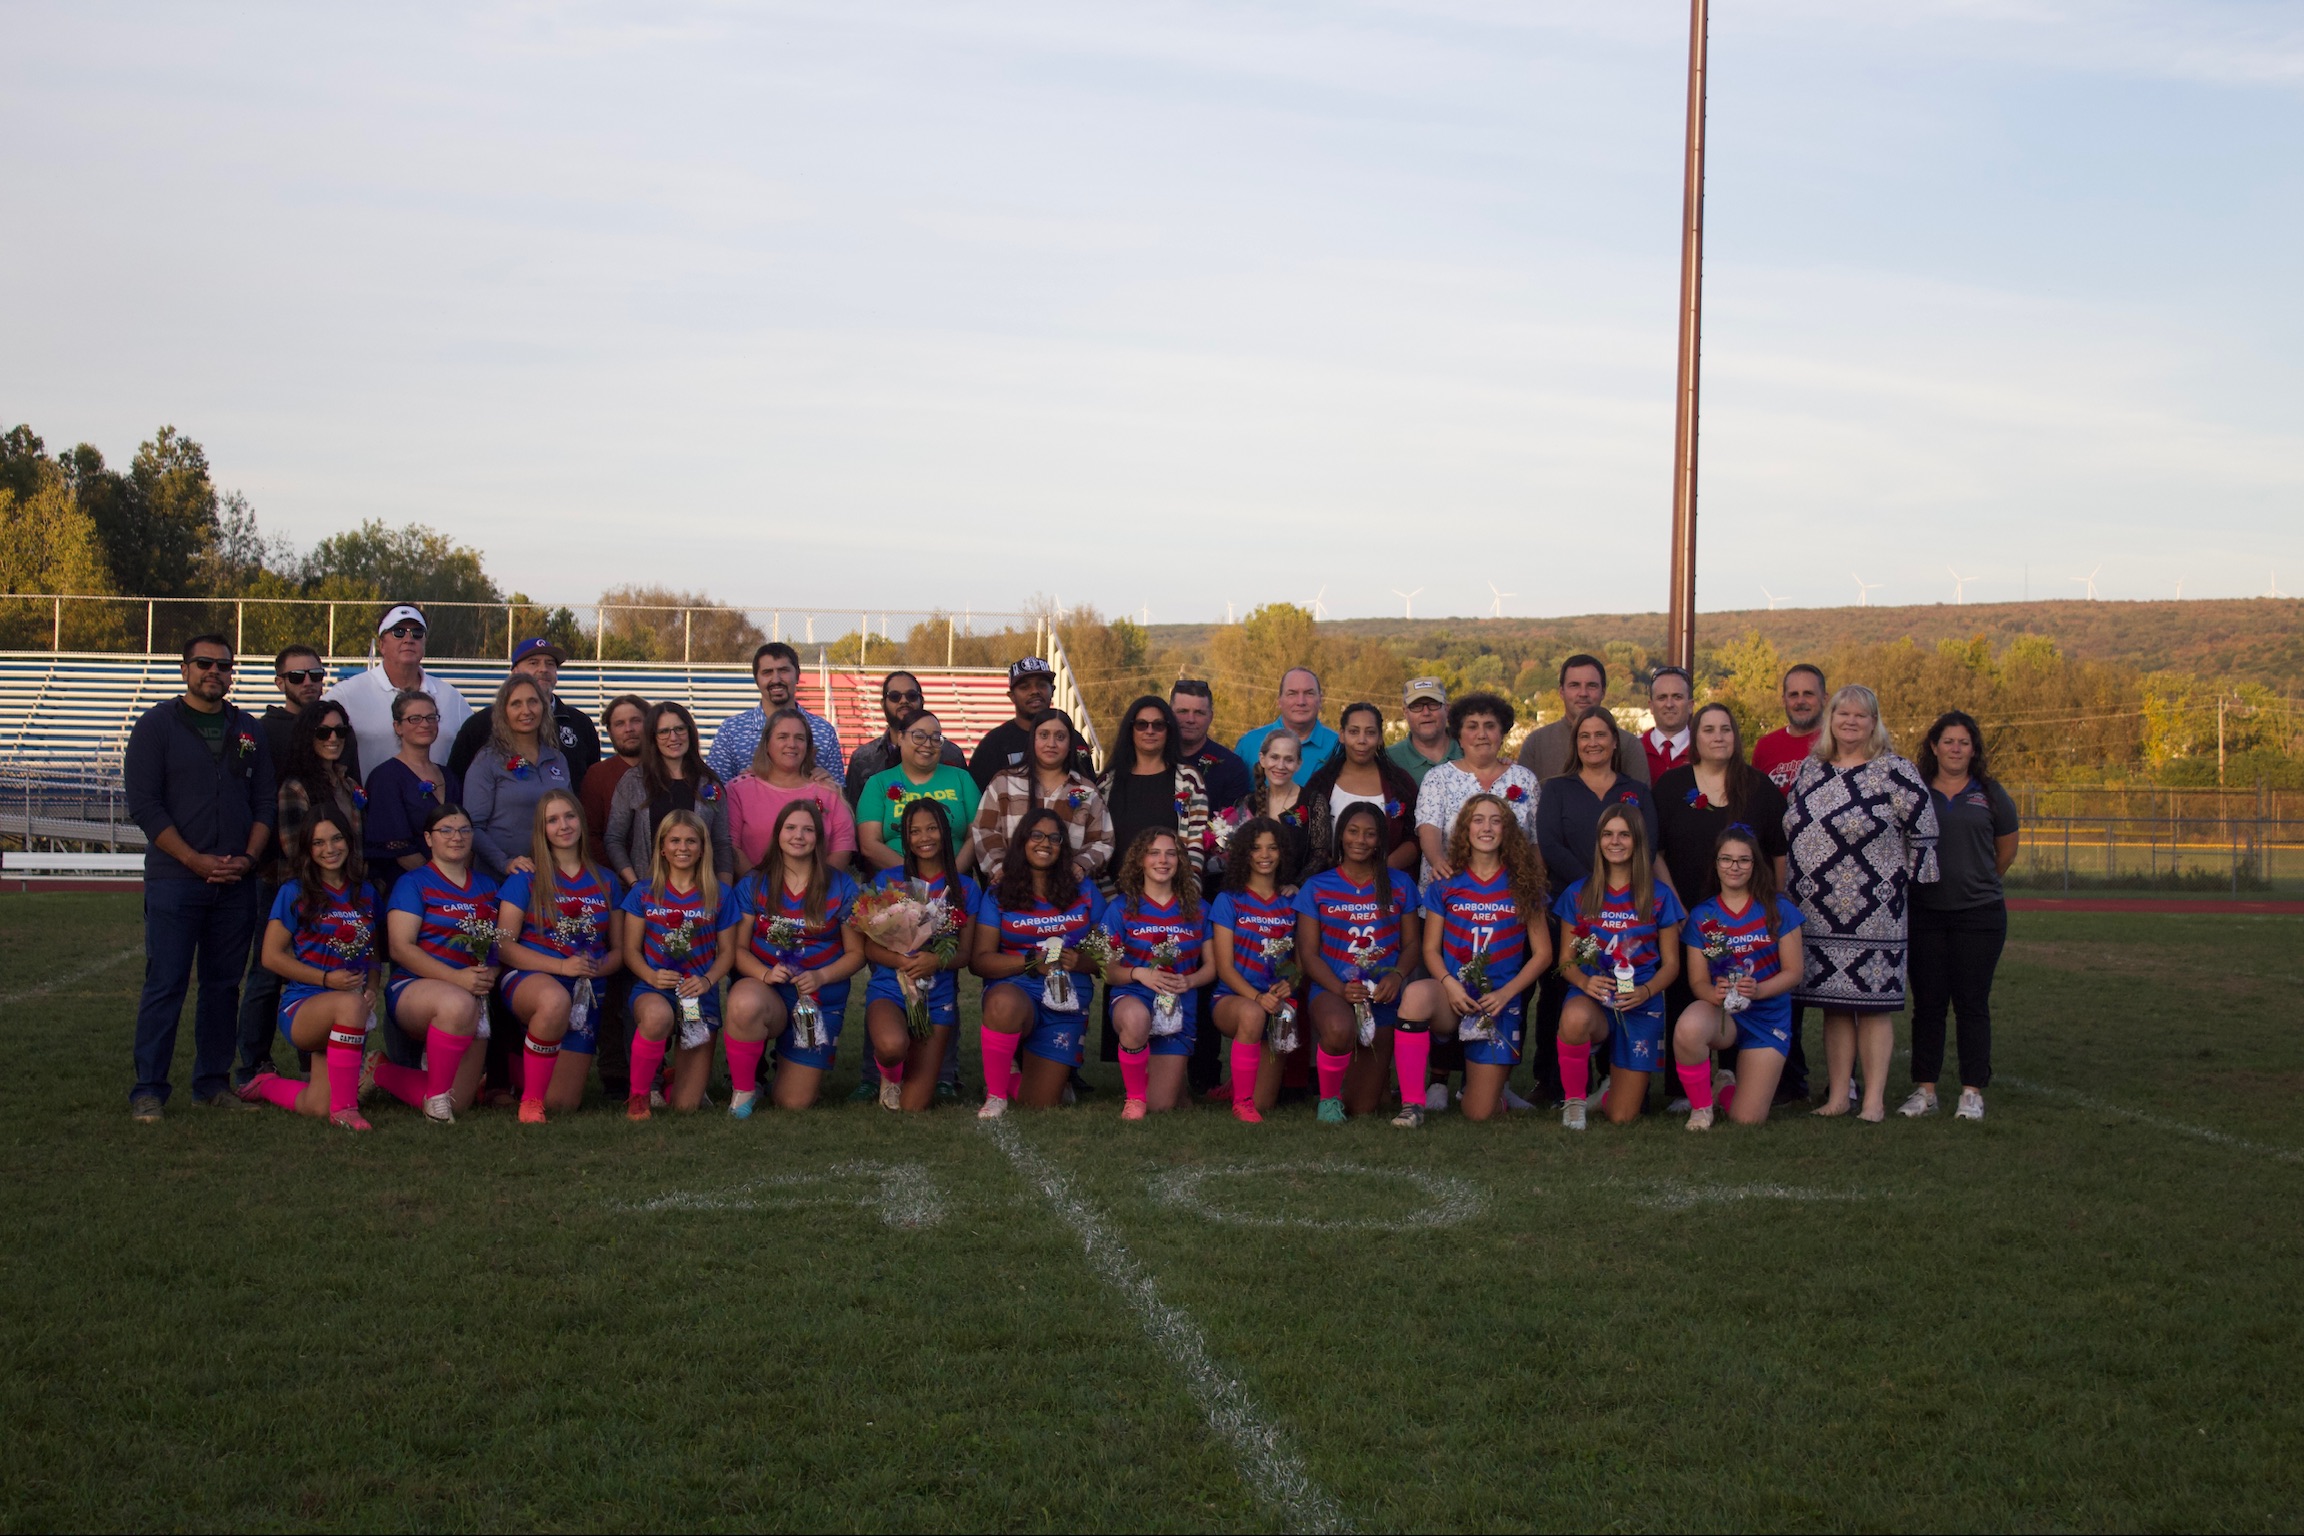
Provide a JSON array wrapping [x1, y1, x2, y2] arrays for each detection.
[[4, 2, 2299, 621]]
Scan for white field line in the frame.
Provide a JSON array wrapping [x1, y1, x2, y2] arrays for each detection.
[[984, 1117, 1350, 1535], [1148, 1160, 1483, 1231], [0, 944, 143, 1009], [622, 1161, 945, 1227], [1616, 1179, 1877, 1211], [1997, 1076, 2304, 1166]]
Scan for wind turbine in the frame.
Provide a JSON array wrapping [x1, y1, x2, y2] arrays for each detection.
[[2070, 566, 2102, 601], [1948, 566, 1977, 605], [1487, 582, 1515, 617], [1392, 587, 1424, 620], [1224, 600, 1236, 625], [1850, 573, 1882, 607], [1308, 586, 1329, 620], [1137, 603, 1151, 625], [2271, 571, 2291, 599], [1759, 586, 1785, 611]]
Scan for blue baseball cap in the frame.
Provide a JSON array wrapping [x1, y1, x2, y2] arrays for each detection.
[[512, 637, 568, 666]]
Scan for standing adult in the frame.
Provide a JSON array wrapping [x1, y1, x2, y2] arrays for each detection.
[[363, 690, 461, 880], [968, 709, 1112, 884], [844, 670, 966, 806], [1752, 664, 1827, 791], [1097, 695, 1211, 885], [730, 706, 858, 871], [1901, 711, 2019, 1123], [1639, 666, 1695, 783], [1514, 654, 1650, 785], [1414, 692, 1541, 882], [1169, 680, 1250, 813], [463, 672, 577, 879], [262, 645, 354, 782], [1234, 667, 1338, 785], [1388, 677, 1462, 786], [1653, 703, 1788, 907], [969, 656, 1092, 788], [583, 695, 649, 867], [1214, 730, 1326, 881], [325, 605, 472, 771], [125, 634, 276, 1121], [607, 702, 738, 886], [1784, 684, 1939, 1122], [706, 641, 844, 787], [857, 710, 982, 873], [1305, 701, 1421, 874], [446, 638, 601, 782]]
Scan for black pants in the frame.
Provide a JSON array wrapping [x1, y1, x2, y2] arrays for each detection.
[[1781, 1008, 1811, 1099], [1530, 965, 1566, 1101], [1908, 901, 2006, 1090], [595, 974, 635, 1100], [233, 881, 285, 1085]]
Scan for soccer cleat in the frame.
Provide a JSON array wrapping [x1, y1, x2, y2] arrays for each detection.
[[518, 1100, 547, 1125], [626, 1095, 653, 1122], [1667, 1097, 1690, 1114], [358, 1052, 379, 1105], [1120, 1098, 1148, 1122], [1955, 1088, 1984, 1121], [328, 1109, 374, 1132], [977, 1094, 1008, 1121], [849, 1080, 877, 1103], [1425, 1083, 1449, 1113], [649, 1086, 667, 1111], [130, 1093, 164, 1124], [1562, 1098, 1588, 1131], [1391, 1103, 1424, 1130], [879, 1078, 903, 1112], [1899, 1087, 1939, 1118], [1500, 1085, 1537, 1112], [234, 1071, 278, 1104], [1315, 1097, 1346, 1124], [422, 1093, 456, 1124], [728, 1089, 757, 1120], [1686, 1106, 1714, 1131], [1231, 1100, 1263, 1124], [934, 1081, 961, 1107]]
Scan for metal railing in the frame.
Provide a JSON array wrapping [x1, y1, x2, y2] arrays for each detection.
[[2006, 809, 2300, 892]]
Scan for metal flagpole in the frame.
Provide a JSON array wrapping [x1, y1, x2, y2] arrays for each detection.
[[1665, 0, 1710, 673]]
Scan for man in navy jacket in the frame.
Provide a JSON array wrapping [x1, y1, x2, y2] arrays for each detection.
[[124, 633, 277, 1120]]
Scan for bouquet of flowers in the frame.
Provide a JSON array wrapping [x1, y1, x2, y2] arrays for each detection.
[[452, 914, 499, 967], [1564, 925, 1631, 1028], [853, 881, 948, 1037], [758, 915, 827, 1048], [1042, 928, 1109, 1014], [551, 904, 604, 1028], [659, 916, 705, 1031], [1457, 942, 1495, 1042], [326, 912, 375, 975], [1148, 938, 1184, 1035], [1258, 936, 1301, 1052], [1698, 921, 1750, 1013], [1342, 935, 1383, 1046]]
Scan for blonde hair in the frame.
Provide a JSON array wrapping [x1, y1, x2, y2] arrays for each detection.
[[523, 789, 607, 932], [1811, 683, 1893, 763], [649, 808, 719, 910], [489, 673, 551, 761], [1577, 802, 1655, 926]]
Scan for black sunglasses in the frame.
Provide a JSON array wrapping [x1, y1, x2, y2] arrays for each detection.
[[313, 725, 351, 741], [385, 623, 425, 640], [885, 688, 924, 705], [278, 668, 326, 685], [187, 656, 235, 673], [1132, 717, 1167, 732]]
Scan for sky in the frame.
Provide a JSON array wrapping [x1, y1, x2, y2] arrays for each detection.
[[4, 0, 2301, 624]]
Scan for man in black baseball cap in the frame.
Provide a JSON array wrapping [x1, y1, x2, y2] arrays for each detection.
[[968, 655, 1089, 788]]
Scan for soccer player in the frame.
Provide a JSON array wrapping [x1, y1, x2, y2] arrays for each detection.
[[1410, 793, 1552, 1122], [1673, 827, 1805, 1128], [377, 805, 499, 1123], [970, 807, 1104, 1117], [618, 811, 739, 1119], [857, 799, 980, 1112], [1294, 802, 1435, 1126], [245, 811, 381, 1129], [1208, 818, 1303, 1123], [1098, 828, 1214, 1119], [1553, 803, 1686, 1130], [727, 800, 865, 1115], [495, 789, 624, 1122]]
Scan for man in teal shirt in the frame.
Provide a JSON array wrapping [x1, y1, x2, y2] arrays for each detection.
[[1387, 676, 1462, 786], [1234, 667, 1338, 785]]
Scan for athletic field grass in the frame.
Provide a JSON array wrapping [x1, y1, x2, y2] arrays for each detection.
[[3, 893, 2299, 1532]]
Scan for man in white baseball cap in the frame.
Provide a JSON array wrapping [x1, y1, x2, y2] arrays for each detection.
[[324, 604, 474, 770]]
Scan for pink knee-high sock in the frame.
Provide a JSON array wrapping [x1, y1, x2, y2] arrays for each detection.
[[1676, 1062, 1714, 1111], [981, 1027, 1023, 1100], [252, 1075, 302, 1110], [424, 1031, 474, 1101], [1231, 1037, 1263, 1106], [1394, 1030, 1430, 1106], [726, 1037, 768, 1095], [1558, 1041, 1592, 1102], [372, 1059, 427, 1108], [1717, 1077, 1737, 1116], [1315, 1048, 1351, 1102], [522, 1033, 559, 1104], [879, 1058, 906, 1086], [1119, 1046, 1150, 1102], [326, 1031, 365, 1118], [627, 1034, 669, 1102]]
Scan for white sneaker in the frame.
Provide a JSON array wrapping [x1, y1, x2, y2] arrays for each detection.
[[1501, 1085, 1536, 1112], [422, 1092, 455, 1124], [1686, 1105, 1714, 1131], [977, 1094, 1008, 1120], [1667, 1097, 1691, 1115], [649, 1086, 667, 1110], [1060, 1083, 1077, 1106], [1591, 1076, 1610, 1109], [1562, 1098, 1587, 1131], [879, 1078, 903, 1111], [1424, 1083, 1449, 1113], [1955, 1088, 1984, 1121], [1899, 1087, 1939, 1118]]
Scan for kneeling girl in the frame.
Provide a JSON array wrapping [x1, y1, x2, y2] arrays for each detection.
[[495, 789, 624, 1122], [378, 804, 499, 1122], [857, 798, 979, 1113], [728, 799, 864, 1115], [1208, 817, 1303, 1123], [1673, 826, 1804, 1128], [1100, 827, 1214, 1119], [247, 810, 382, 1128], [970, 806, 1104, 1116], [1553, 802, 1685, 1129], [1410, 792, 1552, 1122], [1294, 801, 1433, 1125], [618, 810, 738, 1118]]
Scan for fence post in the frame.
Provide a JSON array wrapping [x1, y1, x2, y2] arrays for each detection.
[[2062, 815, 2070, 893], [506, 604, 516, 660], [595, 606, 604, 662], [859, 613, 868, 667], [683, 609, 693, 664], [235, 599, 244, 655], [947, 618, 954, 668], [145, 599, 154, 655], [326, 603, 336, 661]]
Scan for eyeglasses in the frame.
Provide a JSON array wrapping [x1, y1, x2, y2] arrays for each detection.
[[398, 712, 440, 727], [906, 731, 944, 747], [885, 689, 923, 705], [1023, 829, 1064, 846], [278, 668, 325, 685], [1718, 855, 1755, 867], [432, 824, 473, 837], [385, 624, 425, 640], [655, 725, 691, 739], [313, 725, 351, 741], [1132, 718, 1167, 733], [187, 656, 235, 673]]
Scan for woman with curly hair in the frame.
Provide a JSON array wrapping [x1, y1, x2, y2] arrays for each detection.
[[1096, 827, 1214, 1119], [1406, 793, 1552, 1122], [969, 805, 1105, 1117], [244, 810, 382, 1128], [1208, 817, 1303, 1122], [1413, 691, 1540, 883]]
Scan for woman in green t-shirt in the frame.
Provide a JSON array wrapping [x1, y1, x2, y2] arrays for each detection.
[[858, 710, 981, 874]]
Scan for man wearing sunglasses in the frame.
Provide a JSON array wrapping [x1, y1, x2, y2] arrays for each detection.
[[124, 634, 278, 1122], [842, 670, 965, 808], [260, 645, 360, 781], [324, 604, 472, 772]]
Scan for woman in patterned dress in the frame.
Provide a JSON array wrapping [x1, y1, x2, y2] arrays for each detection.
[[1783, 684, 1939, 1122]]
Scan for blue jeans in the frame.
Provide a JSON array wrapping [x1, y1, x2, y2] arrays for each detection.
[[133, 877, 263, 1104]]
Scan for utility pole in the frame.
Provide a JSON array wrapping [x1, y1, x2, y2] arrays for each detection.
[[1665, 0, 1710, 673]]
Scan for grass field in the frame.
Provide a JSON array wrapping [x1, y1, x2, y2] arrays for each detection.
[[3, 892, 2300, 1532]]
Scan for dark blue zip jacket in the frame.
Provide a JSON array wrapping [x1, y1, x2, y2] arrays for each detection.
[[124, 699, 279, 881]]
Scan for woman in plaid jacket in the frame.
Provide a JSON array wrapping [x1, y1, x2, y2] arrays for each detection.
[[969, 709, 1114, 885]]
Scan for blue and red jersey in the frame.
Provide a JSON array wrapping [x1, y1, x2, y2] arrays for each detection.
[[388, 862, 502, 969], [1292, 869, 1420, 980], [736, 868, 859, 971], [1423, 866, 1532, 984], [865, 868, 980, 1010], [974, 885, 1103, 960], [499, 864, 622, 963], [619, 879, 741, 978], [269, 878, 384, 994], [1100, 895, 1209, 978], [1551, 878, 1688, 987], [1209, 887, 1299, 994]]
